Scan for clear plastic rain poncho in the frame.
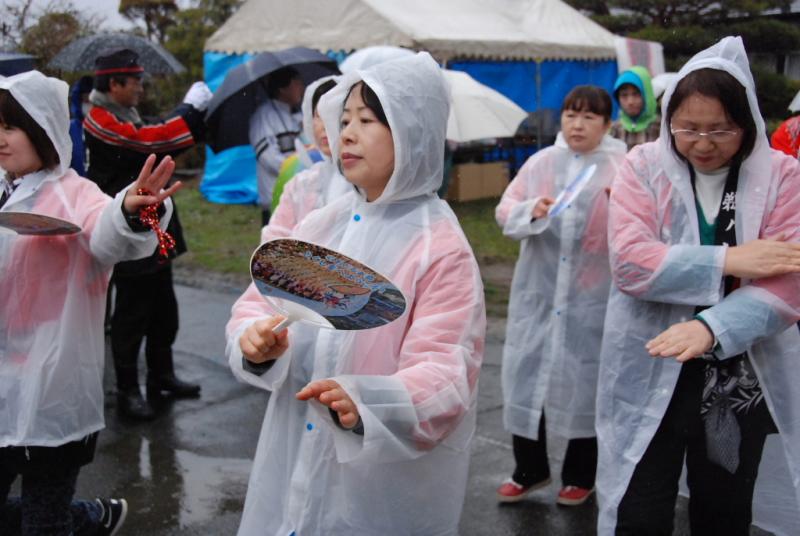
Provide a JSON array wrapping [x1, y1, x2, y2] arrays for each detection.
[[596, 37, 800, 535], [226, 52, 486, 535], [261, 76, 351, 243], [0, 71, 169, 447], [497, 132, 625, 441]]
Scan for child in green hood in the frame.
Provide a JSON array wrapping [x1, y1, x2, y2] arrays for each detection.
[[610, 66, 661, 151]]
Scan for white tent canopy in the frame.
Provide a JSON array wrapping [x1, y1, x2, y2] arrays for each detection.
[[205, 0, 617, 61]]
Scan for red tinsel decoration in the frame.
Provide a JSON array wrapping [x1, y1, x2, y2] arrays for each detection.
[[137, 188, 175, 259]]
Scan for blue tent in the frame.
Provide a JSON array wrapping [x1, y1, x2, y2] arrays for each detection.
[[200, 51, 257, 204]]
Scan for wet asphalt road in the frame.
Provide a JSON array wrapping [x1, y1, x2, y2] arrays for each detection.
[[64, 283, 767, 535]]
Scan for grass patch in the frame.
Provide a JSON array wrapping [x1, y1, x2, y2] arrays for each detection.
[[173, 179, 261, 278], [450, 198, 519, 264]]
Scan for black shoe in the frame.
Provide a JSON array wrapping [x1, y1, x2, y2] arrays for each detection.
[[96, 497, 128, 535], [117, 390, 156, 421], [147, 375, 201, 400]]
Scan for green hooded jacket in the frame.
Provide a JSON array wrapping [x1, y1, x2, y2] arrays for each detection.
[[613, 66, 658, 134]]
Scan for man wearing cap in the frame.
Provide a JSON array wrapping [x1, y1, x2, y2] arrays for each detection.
[[84, 48, 212, 420], [249, 66, 304, 224]]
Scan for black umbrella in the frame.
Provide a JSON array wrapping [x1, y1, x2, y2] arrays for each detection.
[[49, 33, 185, 75], [205, 47, 339, 153]]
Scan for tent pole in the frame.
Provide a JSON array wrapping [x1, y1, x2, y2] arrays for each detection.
[[535, 58, 542, 151]]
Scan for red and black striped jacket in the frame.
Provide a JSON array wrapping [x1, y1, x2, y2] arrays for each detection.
[[83, 100, 204, 274], [84, 102, 204, 196]]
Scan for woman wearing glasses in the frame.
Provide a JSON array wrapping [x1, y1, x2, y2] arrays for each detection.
[[596, 37, 800, 535]]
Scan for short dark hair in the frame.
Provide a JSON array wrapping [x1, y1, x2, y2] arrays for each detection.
[[343, 81, 389, 128], [666, 68, 757, 163], [0, 89, 59, 171], [561, 85, 613, 121], [267, 67, 301, 99], [311, 79, 337, 114]]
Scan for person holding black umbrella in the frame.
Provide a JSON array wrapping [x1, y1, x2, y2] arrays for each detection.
[[83, 49, 212, 421], [249, 66, 304, 225]]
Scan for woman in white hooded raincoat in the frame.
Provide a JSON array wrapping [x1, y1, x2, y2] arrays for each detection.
[[495, 86, 626, 504], [597, 37, 800, 535], [262, 76, 351, 244], [0, 71, 177, 533], [226, 52, 486, 535]]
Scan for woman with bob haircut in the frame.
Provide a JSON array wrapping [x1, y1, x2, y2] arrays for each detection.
[[495, 85, 626, 506]]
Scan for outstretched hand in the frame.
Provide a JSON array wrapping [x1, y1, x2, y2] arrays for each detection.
[[122, 154, 182, 214], [646, 320, 714, 363], [296, 379, 360, 429]]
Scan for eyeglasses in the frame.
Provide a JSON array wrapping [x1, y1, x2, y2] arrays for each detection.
[[669, 126, 740, 143]]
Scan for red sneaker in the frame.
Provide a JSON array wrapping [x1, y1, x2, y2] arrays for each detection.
[[496, 477, 552, 503], [556, 485, 594, 506]]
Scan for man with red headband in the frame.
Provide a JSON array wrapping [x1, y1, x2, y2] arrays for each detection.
[[84, 48, 212, 420]]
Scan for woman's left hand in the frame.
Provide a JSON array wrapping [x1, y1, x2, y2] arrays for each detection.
[[296, 379, 360, 429], [122, 154, 182, 214], [646, 320, 714, 362]]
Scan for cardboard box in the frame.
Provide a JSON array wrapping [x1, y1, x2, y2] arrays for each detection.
[[447, 162, 509, 201], [482, 162, 510, 198]]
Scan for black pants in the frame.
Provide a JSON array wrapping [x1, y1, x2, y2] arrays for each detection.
[[512, 413, 598, 489], [616, 360, 772, 536], [111, 265, 179, 391]]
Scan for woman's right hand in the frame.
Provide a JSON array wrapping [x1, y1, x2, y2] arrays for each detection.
[[239, 316, 289, 364], [724, 235, 800, 279], [531, 196, 556, 219]]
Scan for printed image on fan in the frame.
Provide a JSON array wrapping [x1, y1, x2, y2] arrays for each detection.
[[251, 239, 406, 330], [0, 212, 81, 235]]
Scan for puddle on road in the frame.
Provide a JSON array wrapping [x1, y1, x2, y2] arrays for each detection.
[[126, 436, 252, 530], [174, 448, 251, 528]]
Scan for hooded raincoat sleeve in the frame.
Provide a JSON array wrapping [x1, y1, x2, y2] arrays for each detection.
[[608, 143, 727, 305], [696, 153, 800, 358], [495, 150, 552, 239], [596, 37, 800, 536], [322, 227, 485, 461]]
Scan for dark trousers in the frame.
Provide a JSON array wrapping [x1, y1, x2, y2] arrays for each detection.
[[616, 360, 771, 536], [512, 413, 598, 489], [0, 449, 101, 535], [111, 265, 179, 391]]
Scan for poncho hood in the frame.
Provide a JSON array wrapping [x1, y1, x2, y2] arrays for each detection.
[[318, 52, 450, 204], [0, 70, 71, 178]]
